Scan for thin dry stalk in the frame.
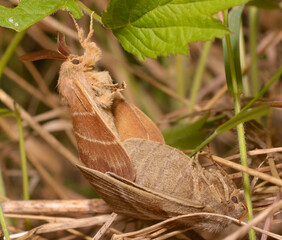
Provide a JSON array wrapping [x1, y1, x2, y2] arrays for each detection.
[[1, 199, 110, 215], [8, 215, 123, 240], [112, 212, 282, 240], [92, 212, 117, 240], [199, 152, 282, 187]]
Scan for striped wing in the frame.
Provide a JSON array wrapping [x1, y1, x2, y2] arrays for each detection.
[[69, 79, 135, 181]]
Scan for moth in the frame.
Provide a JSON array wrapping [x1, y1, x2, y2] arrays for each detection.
[[78, 138, 247, 232], [21, 13, 247, 231], [20, 14, 165, 181]]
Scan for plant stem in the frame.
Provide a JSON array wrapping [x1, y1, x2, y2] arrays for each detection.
[[175, 55, 185, 109], [0, 206, 10, 240], [187, 41, 212, 114], [75, 0, 102, 24], [240, 22, 250, 97], [14, 105, 30, 229], [250, 6, 259, 96], [224, 10, 256, 240], [0, 29, 27, 84], [14, 106, 29, 201], [0, 165, 6, 197], [189, 67, 281, 157]]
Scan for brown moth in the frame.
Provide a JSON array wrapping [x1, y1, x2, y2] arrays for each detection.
[[56, 24, 136, 180], [20, 14, 164, 181], [77, 138, 246, 231]]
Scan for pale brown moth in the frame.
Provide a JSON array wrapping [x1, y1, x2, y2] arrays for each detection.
[[77, 138, 246, 232], [21, 13, 247, 232]]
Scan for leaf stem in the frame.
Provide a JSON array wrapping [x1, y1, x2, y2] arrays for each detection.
[[0, 29, 27, 84], [188, 41, 212, 114], [224, 9, 256, 240], [75, 0, 102, 24]]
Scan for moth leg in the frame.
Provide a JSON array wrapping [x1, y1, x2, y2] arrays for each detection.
[[119, 81, 126, 91], [103, 81, 126, 92], [189, 161, 200, 200], [213, 170, 230, 201], [103, 83, 119, 88], [90, 72, 126, 93], [97, 83, 126, 109], [199, 167, 223, 202], [96, 92, 117, 109]]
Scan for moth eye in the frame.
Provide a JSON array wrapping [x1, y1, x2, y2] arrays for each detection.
[[231, 196, 239, 203], [72, 59, 80, 64]]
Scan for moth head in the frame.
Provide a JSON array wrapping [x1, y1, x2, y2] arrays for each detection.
[[63, 49, 100, 73], [71, 12, 102, 68], [199, 168, 246, 221], [229, 190, 248, 222], [20, 12, 101, 69]]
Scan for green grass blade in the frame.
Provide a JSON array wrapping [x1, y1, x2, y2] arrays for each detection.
[[249, 6, 259, 96], [14, 106, 29, 201], [0, 109, 15, 117], [189, 105, 270, 156], [14, 105, 30, 229], [188, 41, 212, 114], [241, 67, 282, 112], [222, 6, 244, 94], [216, 105, 270, 134], [0, 206, 10, 240], [0, 29, 27, 84]]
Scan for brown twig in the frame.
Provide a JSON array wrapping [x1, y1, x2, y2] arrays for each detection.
[[1, 199, 111, 215]]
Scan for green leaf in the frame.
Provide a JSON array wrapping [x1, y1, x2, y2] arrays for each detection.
[[163, 114, 209, 150], [64, 0, 83, 19], [102, 0, 249, 60], [0, 109, 14, 117], [222, 5, 244, 94], [0, 0, 82, 32], [247, 0, 281, 9]]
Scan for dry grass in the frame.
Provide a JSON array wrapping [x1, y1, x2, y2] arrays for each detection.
[[0, 0, 281, 239]]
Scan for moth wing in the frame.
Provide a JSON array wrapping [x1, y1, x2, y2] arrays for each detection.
[[77, 165, 204, 221], [112, 95, 165, 144], [124, 138, 203, 202], [107, 172, 203, 209], [69, 79, 135, 181]]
